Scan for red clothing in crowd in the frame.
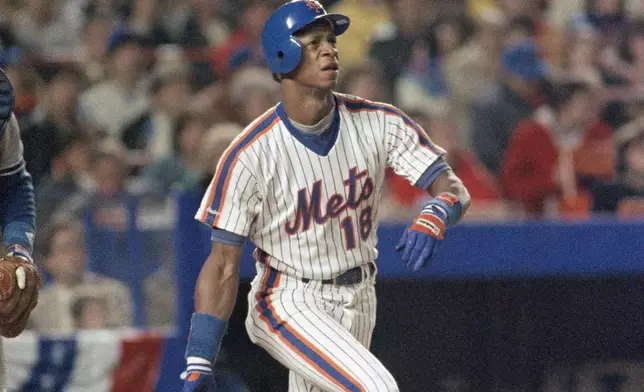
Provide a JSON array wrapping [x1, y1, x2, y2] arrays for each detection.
[[500, 119, 613, 214], [386, 151, 502, 206], [210, 30, 252, 77]]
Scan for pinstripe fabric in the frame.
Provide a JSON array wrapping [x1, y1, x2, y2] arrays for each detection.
[[195, 94, 444, 280], [196, 92, 443, 391], [246, 262, 396, 392]]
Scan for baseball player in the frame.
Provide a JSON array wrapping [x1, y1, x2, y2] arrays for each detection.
[[0, 68, 40, 392], [182, 1, 471, 391]]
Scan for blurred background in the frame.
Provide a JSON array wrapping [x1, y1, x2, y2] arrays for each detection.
[[2, 0, 644, 391]]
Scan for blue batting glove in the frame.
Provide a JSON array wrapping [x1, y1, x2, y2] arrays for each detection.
[[182, 358, 216, 392], [396, 196, 454, 271]]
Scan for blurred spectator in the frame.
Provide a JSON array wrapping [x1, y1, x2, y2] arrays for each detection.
[[35, 130, 95, 228], [443, 8, 506, 148], [471, 39, 549, 175], [3, 60, 40, 117], [79, 27, 150, 139], [59, 0, 115, 37], [157, 0, 226, 88], [598, 19, 644, 128], [142, 112, 208, 192], [617, 129, 644, 193], [194, 121, 243, 194], [592, 98, 644, 212], [0, 25, 22, 65], [189, 81, 233, 123], [434, 15, 473, 60], [367, 0, 433, 98], [0, 0, 16, 26], [29, 217, 133, 332], [600, 19, 644, 85], [10, 0, 80, 61], [394, 15, 471, 113], [71, 295, 108, 330], [583, 0, 627, 44], [209, 0, 271, 78], [121, 66, 193, 165], [382, 107, 508, 220], [119, 0, 173, 47], [73, 14, 116, 84], [504, 15, 537, 48], [230, 65, 280, 126], [89, 143, 134, 198], [47, 143, 144, 228], [337, 61, 389, 102], [551, 0, 619, 32], [500, 82, 614, 216], [82, 0, 120, 19], [555, 23, 603, 88], [155, 44, 194, 76], [11, 0, 78, 61], [498, 0, 539, 19], [327, 0, 392, 69], [22, 64, 86, 185], [163, 0, 230, 48]]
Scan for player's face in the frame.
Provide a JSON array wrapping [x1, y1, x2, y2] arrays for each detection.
[[292, 21, 340, 90]]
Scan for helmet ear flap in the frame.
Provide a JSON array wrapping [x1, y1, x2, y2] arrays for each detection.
[[273, 36, 304, 75]]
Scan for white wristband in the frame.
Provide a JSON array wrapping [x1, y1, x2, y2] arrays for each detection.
[[186, 356, 213, 373], [187, 356, 212, 366]]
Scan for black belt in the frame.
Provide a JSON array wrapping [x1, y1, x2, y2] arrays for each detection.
[[301, 263, 376, 286]]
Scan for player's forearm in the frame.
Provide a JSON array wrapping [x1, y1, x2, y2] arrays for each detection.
[[185, 242, 243, 366], [1, 167, 36, 252], [427, 169, 471, 223], [194, 245, 242, 320]]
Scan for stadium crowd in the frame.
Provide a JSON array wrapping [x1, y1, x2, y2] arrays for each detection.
[[1, 0, 644, 331]]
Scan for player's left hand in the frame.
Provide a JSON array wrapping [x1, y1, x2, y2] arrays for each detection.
[[395, 201, 447, 271]]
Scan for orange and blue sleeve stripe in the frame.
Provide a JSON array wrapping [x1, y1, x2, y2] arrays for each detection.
[[200, 109, 279, 227], [340, 96, 444, 156], [255, 258, 365, 392]]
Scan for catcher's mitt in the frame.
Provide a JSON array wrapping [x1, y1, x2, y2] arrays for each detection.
[[0, 255, 40, 338]]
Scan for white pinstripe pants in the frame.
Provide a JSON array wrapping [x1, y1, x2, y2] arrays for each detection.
[[245, 262, 399, 392]]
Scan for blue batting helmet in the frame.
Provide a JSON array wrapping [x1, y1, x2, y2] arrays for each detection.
[[261, 0, 350, 75]]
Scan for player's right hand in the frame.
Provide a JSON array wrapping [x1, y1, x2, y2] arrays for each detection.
[[181, 366, 216, 392]]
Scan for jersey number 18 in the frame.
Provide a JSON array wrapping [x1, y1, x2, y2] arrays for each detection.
[[340, 206, 373, 250]]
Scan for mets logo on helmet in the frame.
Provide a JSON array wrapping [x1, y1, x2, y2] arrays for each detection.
[[305, 0, 323, 13]]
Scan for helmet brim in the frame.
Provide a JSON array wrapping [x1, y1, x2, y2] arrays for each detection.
[[313, 13, 350, 36]]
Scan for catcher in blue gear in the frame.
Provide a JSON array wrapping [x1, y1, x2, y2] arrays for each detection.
[[0, 66, 40, 391]]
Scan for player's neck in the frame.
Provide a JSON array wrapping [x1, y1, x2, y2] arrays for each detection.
[[281, 87, 334, 126]]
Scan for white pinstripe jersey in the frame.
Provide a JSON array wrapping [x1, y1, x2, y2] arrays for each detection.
[[196, 93, 446, 279]]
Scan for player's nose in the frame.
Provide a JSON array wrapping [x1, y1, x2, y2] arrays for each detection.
[[319, 41, 336, 56]]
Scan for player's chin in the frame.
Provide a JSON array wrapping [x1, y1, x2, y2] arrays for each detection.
[[317, 76, 339, 90]]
